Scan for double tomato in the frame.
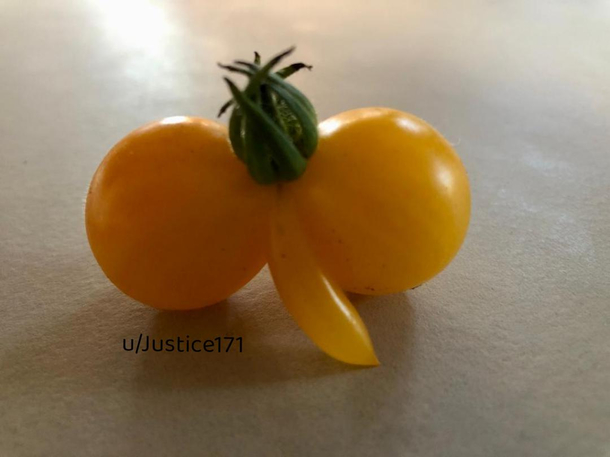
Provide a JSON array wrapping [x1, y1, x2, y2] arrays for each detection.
[[86, 51, 470, 365]]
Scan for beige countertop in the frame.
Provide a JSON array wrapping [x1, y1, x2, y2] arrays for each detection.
[[1, 1, 609, 455]]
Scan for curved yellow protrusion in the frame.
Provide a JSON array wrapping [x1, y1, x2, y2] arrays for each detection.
[[267, 188, 379, 366]]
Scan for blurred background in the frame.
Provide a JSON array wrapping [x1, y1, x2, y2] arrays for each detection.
[[1, 1, 609, 456]]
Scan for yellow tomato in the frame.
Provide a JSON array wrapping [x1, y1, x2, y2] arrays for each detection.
[[85, 117, 273, 310], [86, 48, 472, 366], [288, 108, 471, 295]]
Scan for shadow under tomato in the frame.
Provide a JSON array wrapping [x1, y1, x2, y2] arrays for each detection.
[[2, 270, 414, 394], [133, 300, 363, 389], [132, 289, 414, 390], [342, 291, 416, 436]]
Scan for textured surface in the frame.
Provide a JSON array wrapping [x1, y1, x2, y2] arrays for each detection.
[[1, 1, 609, 456]]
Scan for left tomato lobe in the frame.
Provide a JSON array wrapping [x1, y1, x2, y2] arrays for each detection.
[[86, 117, 273, 310]]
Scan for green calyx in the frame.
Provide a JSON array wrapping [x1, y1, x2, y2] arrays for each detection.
[[218, 47, 318, 185]]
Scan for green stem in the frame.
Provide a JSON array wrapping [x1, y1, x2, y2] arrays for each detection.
[[219, 48, 318, 184]]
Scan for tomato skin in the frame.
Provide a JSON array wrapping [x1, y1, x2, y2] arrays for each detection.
[[85, 117, 273, 310], [288, 108, 471, 295], [268, 187, 379, 366]]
